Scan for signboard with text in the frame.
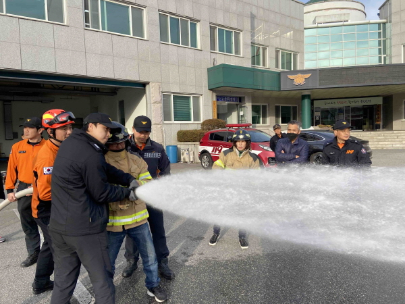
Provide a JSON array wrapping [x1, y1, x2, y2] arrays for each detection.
[[216, 96, 241, 103], [314, 97, 382, 108]]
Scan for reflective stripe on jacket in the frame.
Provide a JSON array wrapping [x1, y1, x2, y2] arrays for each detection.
[[105, 150, 152, 232], [213, 147, 260, 170]]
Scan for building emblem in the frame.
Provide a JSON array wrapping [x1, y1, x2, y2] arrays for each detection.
[[287, 74, 312, 86]]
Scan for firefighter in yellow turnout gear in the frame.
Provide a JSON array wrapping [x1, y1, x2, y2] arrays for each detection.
[[210, 129, 260, 249], [105, 122, 167, 303]]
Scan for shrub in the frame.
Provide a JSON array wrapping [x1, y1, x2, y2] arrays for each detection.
[[201, 119, 226, 131], [177, 130, 206, 142]]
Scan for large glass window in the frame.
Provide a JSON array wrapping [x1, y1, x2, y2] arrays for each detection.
[[3, 0, 64, 23], [252, 105, 268, 125], [163, 94, 201, 122], [275, 105, 298, 124], [84, 0, 144, 38], [210, 25, 241, 55], [251, 44, 267, 67], [159, 13, 198, 48], [276, 50, 298, 70]]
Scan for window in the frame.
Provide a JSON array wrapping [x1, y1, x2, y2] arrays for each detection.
[[275, 105, 298, 124], [210, 25, 241, 55], [1, 0, 64, 23], [209, 132, 228, 141], [84, 0, 145, 38], [163, 94, 201, 122], [159, 13, 198, 48], [251, 44, 267, 67], [252, 105, 268, 125], [276, 50, 298, 70]]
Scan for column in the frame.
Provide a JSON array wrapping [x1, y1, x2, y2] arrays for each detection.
[[301, 92, 311, 129]]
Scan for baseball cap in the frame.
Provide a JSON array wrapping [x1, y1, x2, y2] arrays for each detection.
[[273, 124, 281, 130], [133, 116, 151, 132], [20, 117, 43, 128], [333, 119, 353, 130], [84, 113, 115, 128]]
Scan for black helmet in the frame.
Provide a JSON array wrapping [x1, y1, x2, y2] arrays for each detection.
[[107, 121, 129, 144], [232, 129, 251, 142]]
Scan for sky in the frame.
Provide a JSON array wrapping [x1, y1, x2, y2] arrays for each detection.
[[304, 0, 386, 20]]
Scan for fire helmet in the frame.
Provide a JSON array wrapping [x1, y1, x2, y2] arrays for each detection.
[[107, 121, 129, 144], [232, 129, 251, 142], [42, 109, 75, 129]]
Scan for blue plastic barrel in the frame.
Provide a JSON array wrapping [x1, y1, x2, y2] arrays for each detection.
[[166, 145, 178, 163]]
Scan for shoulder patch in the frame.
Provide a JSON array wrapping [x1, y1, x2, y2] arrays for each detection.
[[223, 148, 233, 156], [361, 148, 367, 154], [249, 152, 259, 162], [43, 167, 53, 175]]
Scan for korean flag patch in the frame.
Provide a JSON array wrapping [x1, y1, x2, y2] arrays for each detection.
[[361, 148, 366, 154], [43, 167, 53, 175]]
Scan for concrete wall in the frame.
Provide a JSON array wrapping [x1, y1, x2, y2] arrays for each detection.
[[383, 0, 405, 64], [304, 0, 366, 25], [392, 92, 405, 130]]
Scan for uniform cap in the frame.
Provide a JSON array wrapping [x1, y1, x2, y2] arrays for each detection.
[[333, 119, 352, 130], [20, 117, 42, 128], [133, 115, 151, 132], [273, 124, 281, 130], [84, 113, 115, 128]]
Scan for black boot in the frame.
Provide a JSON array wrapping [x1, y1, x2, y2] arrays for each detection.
[[32, 280, 54, 295], [158, 258, 175, 280], [122, 259, 138, 278], [21, 250, 39, 267]]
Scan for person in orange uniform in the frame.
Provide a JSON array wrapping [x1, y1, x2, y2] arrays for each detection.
[[31, 109, 75, 295], [5, 117, 45, 267]]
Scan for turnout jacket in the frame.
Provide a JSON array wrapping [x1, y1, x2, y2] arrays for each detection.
[[270, 133, 287, 151], [5, 138, 46, 192], [275, 137, 309, 165], [213, 147, 260, 170], [32, 139, 59, 219], [49, 129, 135, 236], [105, 150, 152, 232], [129, 137, 170, 179], [321, 137, 372, 167]]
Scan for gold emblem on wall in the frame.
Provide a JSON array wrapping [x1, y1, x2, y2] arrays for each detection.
[[287, 74, 312, 86]]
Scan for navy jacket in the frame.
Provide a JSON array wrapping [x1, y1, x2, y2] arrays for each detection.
[[275, 137, 309, 164], [129, 137, 170, 179], [322, 137, 372, 167], [50, 129, 134, 236], [270, 133, 287, 151]]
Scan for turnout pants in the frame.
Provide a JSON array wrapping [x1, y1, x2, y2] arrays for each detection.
[[125, 205, 170, 263], [50, 230, 115, 304], [34, 216, 54, 288], [17, 182, 40, 255]]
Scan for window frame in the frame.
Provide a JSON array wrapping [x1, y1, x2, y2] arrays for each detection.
[[403, 100, 405, 120], [210, 24, 242, 56], [251, 104, 269, 125], [276, 49, 298, 71], [275, 105, 298, 125], [159, 12, 200, 49], [251, 44, 268, 68], [84, 0, 146, 39], [0, 0, 66, 24], [163, 93, 202, 123]]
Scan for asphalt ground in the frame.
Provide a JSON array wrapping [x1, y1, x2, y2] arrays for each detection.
[[1, 149, 405, 304]]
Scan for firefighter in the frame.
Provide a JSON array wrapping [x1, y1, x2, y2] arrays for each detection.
[[322, 119, 372, 167], [105, 122, 167, 302], [210, 129, 260, 249], [30, 109, 75, 295], [49, 113, 139, 304], [270, 123, 287, 151], [5, 117, 45, 267], [123, 116, 175, 280]]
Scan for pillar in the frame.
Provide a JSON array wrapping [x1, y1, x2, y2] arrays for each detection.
[[301, 93, 311, 129]]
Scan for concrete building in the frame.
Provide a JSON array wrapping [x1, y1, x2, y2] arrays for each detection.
[[0, 0, 305, 157]]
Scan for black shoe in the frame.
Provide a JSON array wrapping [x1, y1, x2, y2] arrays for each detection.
[[0, 236, 5, 243], [239, 237, 249, 249], [21, 251, 39, 267], [158, 258, 175, 280], [209, 233, 220, 246], [147, 285, 168, 302], [33, 281, 54, 295], [122, 259, 138, 278]]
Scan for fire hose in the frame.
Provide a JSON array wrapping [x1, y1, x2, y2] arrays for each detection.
[[0, 188, 34, 212]]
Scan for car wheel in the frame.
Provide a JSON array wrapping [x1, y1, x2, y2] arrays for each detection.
[[310, 152, 323, 165], [200, 152, 213, 169]]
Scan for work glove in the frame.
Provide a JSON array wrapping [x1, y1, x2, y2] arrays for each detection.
[[128, 180, 139, 201]]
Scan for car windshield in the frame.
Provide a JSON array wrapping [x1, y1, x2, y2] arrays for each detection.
[[246, 130, 271, 142]]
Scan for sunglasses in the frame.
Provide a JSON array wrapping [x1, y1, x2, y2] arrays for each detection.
[[47, 111, 76, 126]]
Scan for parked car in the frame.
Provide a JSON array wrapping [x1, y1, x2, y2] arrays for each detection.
[[299, 130, 372, 164], [198, 124, 276, 169]]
